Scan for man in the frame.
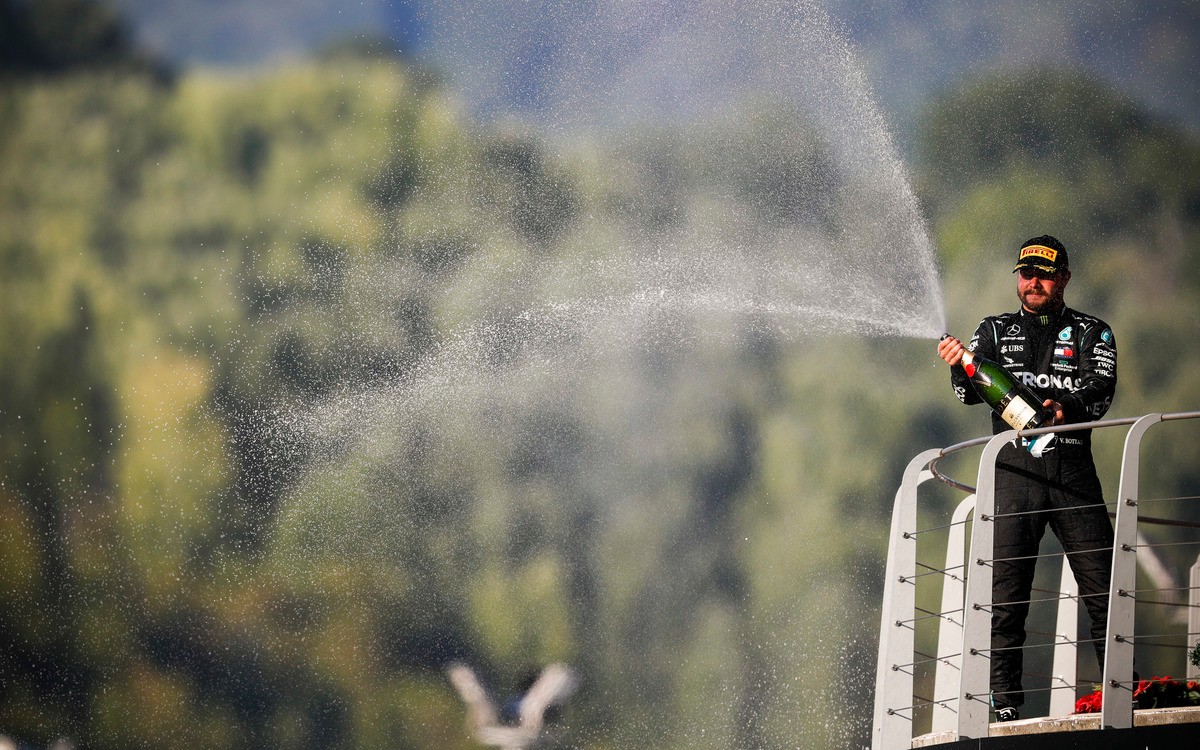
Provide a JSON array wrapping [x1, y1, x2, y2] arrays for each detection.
[[937, 235, 1117, 722]]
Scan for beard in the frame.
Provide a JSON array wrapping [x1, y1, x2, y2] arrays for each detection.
[[1019, 287, 1061, 313]]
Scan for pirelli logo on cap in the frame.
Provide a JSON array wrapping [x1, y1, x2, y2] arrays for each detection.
[[1020, 245, 1058, 263]]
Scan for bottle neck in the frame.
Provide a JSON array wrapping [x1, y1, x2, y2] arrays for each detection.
[[960, 350, 976, 376]]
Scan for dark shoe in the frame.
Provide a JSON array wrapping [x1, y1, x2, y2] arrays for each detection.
[[994, 707, 1020, 722]]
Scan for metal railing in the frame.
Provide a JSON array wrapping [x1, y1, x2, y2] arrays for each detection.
[[872, 411, 1200, 748]]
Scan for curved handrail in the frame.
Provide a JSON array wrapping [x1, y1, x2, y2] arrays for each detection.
[[928, 411, 1200, 494]]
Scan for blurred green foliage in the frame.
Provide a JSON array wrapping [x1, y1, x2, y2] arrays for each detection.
[[0, 0, 167, 78], [1, 11, 1199, 750]]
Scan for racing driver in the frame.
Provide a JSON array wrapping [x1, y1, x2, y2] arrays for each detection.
[[936, 235, 1117, 722]]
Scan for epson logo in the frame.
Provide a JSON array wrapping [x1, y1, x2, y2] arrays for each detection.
[[1018, 372, 1075, 390]]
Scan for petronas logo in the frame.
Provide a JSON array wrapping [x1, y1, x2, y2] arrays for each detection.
[[1058, 326, 1072, 341]]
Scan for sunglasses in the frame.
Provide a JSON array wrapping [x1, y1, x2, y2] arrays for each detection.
[[1017, 267, 1059, 281]]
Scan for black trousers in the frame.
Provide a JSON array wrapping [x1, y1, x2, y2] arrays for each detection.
[[989, 443, 1114, 709]]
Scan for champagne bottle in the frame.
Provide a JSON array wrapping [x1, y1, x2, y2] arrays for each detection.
[[944, 335, 1052, 431]]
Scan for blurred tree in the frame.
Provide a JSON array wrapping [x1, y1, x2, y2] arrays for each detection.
[[0, 0, 168, 78], [2, 40, 1198, 750], [918, 67, 1200, 241]]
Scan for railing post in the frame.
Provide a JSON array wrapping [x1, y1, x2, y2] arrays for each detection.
[[932, 495, 975, 732], [1190, 554, 1200, 682], [1101, 413, 1163, 729], [873, 448, 942, 750], [958, 431, 1017, 739], [1049, 557, 1079, 717]]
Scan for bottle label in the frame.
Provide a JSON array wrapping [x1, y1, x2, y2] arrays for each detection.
[[1001, 398, 1037, 430]]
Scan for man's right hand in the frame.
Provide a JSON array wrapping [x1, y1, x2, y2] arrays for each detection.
[[938, 335, 966, 366]]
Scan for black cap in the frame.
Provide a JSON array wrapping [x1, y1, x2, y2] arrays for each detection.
[[1014, 235, 1069, 274]]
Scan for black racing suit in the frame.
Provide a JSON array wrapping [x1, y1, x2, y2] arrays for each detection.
[[950, 305, 1117, 710]]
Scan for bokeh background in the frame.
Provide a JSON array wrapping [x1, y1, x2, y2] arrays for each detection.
[[2, 2, 1199, 749]]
